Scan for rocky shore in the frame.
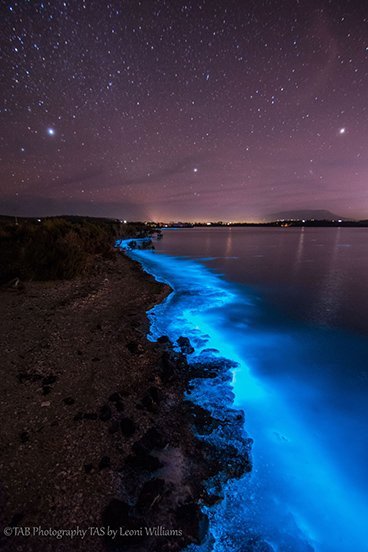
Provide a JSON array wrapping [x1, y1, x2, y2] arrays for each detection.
[[0, 251, 252, 552]]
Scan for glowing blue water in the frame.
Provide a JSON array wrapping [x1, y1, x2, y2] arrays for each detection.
[[118, 230, 368, 552]]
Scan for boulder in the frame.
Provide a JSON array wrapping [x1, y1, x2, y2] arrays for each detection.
[[139, 427, 167, 451], [157, 335, 170, 345], [177, 336, 195, 355], [126, 447, 163, 471]]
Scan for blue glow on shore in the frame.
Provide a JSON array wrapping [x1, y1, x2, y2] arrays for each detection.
[[118, 240, 368, 552]]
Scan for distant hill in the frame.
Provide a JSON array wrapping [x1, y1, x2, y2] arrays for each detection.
[[266, 210, 351, 221]]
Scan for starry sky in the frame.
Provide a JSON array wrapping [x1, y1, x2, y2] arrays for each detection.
[[1, 0, 368, 222]]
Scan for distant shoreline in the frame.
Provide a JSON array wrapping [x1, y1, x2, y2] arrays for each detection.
[[1, 213, 368, 229], [158, 220, 368, 228]]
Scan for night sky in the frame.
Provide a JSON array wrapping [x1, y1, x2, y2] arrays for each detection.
[[1, 0, 367, 222]]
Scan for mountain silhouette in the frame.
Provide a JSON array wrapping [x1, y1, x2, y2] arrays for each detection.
[[266, 209, 351, 221]]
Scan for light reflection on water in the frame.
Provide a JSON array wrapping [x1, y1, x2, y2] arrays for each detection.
[[119, 228, 368, 551]]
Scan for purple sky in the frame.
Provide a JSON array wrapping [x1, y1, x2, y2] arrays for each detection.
[[1, 0, 367, 221]]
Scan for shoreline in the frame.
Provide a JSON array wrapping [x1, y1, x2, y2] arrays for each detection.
[[0, 249, 251, 551], [122, 241, 257, 550]]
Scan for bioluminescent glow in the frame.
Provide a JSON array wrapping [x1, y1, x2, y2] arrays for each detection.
[[118, 238, 368, 552]]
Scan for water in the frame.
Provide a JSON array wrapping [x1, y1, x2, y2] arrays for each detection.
[[119, 227, 368, 552]]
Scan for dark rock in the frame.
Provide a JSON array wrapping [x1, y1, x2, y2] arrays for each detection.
[[125, 451, 163, 472], [187, 362, 221, 379], [42, 385, 52, 395], [202, 493, 222, 506], [102, 499, 145, 548], [198, 440, 252, 480], [131, 442, 147, 456], [159, 351, 177, 381], [157, 335, 170, 344], [108, 392, 124, 412], [42, 375, 57, 386], [177, 336, 195, 355], [19, 431, 29, 444], [115, 400, 124, 412], [188, 358, 237, 380], [92, 356, 100, 362], [141, 395, 157, 412], [63, 397, 75, 406], [184, 402, 221, 435], [147, 386, 161, 403], [176, 503, 209, 544], [84, 463, 93, 474], [136, 478, 165, 514], [139, 427, 167, 450], [141, 386, 161, 413], [102, 498, 130, 529], [98, 456, 111, 470], [245, 437, 254, 447], [127, 341, 141, 354], [109, 392, 122, 402], [83, 412, 98, 420], [99, 404, 112, 421], [120, 417, 136, 437]]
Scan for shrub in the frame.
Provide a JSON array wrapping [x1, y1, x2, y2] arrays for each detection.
[[0, 217, 120, 282]]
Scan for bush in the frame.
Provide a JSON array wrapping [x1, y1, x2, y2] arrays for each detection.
[[0, 217, 123, 282]]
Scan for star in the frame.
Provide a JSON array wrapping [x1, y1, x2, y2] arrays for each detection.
[[0, 0, 367, 222]]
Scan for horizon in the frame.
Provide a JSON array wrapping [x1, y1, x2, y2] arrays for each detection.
[[1, 211, 366, 226]]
